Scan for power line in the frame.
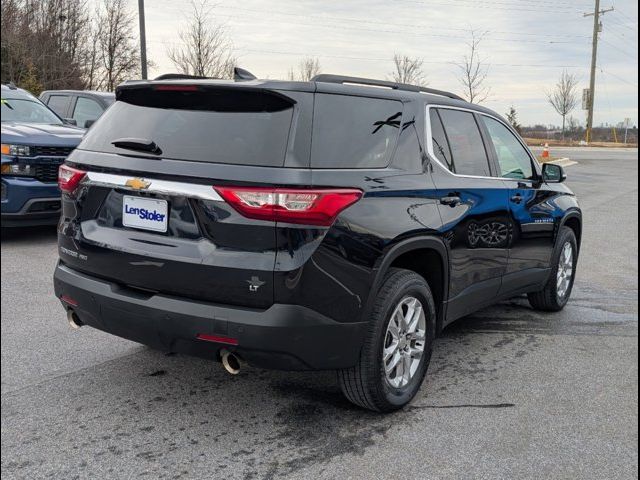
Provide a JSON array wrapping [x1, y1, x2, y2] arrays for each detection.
[[606, 14, 638, 32], [604, 29, 639, 51], [599, 37, 639, 61], [159, 4, 589, 45], [599, 67, 638, 88], [613, 7, 639, 25], [393, 0, 585, 14], [506, 0, 592, 6], [233, 47, 588, 70], [218, 15, 586, 46], [214, 5, 591, 40]]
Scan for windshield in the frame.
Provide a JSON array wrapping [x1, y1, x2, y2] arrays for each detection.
[[1, 98, 62, 125]]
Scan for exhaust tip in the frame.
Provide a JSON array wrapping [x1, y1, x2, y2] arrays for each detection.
[[67, 309, 83, 329], [221, 349, 241, 375]]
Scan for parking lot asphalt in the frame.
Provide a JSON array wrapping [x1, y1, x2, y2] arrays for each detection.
[[1, 147, 637, 480]]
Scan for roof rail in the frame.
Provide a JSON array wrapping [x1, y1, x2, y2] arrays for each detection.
[[2, 81, 18, 90], [311, 74, 464, 101], [153, 73, 213, 81]]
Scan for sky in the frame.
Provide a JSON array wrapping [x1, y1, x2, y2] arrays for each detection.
[[129, 0, 637, 127]]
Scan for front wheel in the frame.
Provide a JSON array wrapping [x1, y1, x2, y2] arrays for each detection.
[[528, 226, 578, 312], [338, 268, 436, 412]]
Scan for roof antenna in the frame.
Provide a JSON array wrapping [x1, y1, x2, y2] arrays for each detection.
[[234, 67, 256, 81]]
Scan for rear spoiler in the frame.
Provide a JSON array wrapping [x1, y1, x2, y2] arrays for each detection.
[[153, 68, 256, 82], [114, 81, 298, 112]]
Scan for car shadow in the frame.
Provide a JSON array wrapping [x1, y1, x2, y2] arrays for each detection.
[[3, 299, 550, 480], [1, 225, 58, 243], [4, 283, 635, 479]]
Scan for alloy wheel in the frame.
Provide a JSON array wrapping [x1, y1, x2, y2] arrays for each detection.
[[382, 296, 426, 388], [557, 241, 574, 299]]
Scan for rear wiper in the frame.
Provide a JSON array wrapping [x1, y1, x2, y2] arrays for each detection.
[[111, 137, 162, 155]]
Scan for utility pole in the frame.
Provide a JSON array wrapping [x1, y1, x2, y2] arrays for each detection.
[[584, 2, 614, 143], [138, 0, 148, 79], [624, 118, 631, 144]]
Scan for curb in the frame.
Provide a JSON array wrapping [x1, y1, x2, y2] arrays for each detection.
[[548, 157, 578, 168]]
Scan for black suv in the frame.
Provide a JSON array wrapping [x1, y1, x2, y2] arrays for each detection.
[[53, 72, 581, 412]]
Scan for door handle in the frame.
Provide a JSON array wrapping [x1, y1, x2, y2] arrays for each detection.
[[510, 194, 523, 204], [440, 195, 462, 206]]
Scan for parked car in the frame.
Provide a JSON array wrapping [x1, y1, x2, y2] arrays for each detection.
[[1, 83, 84, 227], [53, 72, 582, 411], [40, 90, 115, 128]]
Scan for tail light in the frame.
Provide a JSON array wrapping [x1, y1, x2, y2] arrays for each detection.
[[215, 186, 362, 226], [153, 84, 200, 91], [60, 295, 79, 307], [58, 164, 86, 193], [196, 333, 239, 345]]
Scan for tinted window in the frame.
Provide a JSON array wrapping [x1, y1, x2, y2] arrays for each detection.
[[482, 116, 534, 179], [46, 95, 69, 116], [311, 94, 402, 168], [437, 109, 491, 177], [73, 97, 103, 128], [1, 98, 62, 125], [429, 109, 453, 170], [79, 90, 295, 166]]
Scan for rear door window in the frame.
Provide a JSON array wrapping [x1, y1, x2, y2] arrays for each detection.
[[436, 108, 491, 177], [310, 94, 403, 168], [46, 95, 70, 117], [72, 97, 104, 128]]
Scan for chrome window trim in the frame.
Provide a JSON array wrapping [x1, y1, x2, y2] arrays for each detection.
[[425, 104, 539, 182], [82, 172, 224, 202]]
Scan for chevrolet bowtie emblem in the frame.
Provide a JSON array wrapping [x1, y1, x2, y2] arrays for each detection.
[[125, 178, 151, 190]]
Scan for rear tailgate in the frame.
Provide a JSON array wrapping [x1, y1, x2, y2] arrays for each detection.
[[58, 83, 313, 309]]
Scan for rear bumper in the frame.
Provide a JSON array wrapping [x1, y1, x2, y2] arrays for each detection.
[[53, 262, 367, 370]]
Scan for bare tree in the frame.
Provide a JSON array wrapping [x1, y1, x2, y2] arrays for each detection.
[[83, 16, 103, 90], [1, 0, 91, 92], [389, 53, 426, 85], [456, 30, 490, 104], [287, 57, 321, 81], [167, 0, 235, 79], [505, 105, 522, 134], [567, 115, 581, 137], [96, 0, 139, 90], [547, 70, 580, 140]]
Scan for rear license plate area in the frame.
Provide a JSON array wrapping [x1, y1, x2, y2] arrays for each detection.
[[122, 195, 168, 232]]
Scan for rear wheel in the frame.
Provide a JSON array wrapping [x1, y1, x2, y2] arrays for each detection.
[[528, 226, 578, 312], [338, 268, 436, 412]]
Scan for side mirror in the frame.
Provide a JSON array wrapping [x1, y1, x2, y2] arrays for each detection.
[[63, 118, 77, 126], [84, 119, 96, 128], [542, 163, 566, 183]]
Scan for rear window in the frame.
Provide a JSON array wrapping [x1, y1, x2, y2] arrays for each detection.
[[78, 88, 295, 167], [310, 94, 403, 168]]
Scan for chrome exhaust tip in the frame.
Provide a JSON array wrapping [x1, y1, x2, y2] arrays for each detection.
[[67, 309, 83, 329], [221, 349, 241, 375]]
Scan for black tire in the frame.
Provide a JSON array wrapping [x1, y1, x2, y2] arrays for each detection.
[[528, 226, 578, 312], [338, 268, 436, 412]]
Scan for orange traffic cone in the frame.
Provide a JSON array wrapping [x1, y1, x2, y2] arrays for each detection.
[[541, 143, 550, 159]]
